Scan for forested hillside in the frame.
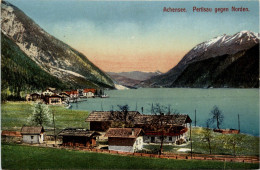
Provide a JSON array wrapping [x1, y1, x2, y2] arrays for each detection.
[[1, 33, 68, 101]]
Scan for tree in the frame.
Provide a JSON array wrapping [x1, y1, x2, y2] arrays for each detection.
[[201, 118, 214, 154], [109, 104, 138, 128], [210, 106, 224, 129], [28, 103, 51, 126], [148, 103, 179, 155], [219, 134, 245, 156]]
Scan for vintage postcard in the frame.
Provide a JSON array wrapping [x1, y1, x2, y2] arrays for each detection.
[[1, 0, 259, 169]]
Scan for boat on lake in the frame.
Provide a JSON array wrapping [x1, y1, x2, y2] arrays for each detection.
[[101, 94, 109, 98]]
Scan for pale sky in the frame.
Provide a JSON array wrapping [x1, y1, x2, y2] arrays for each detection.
[[7, 0, 259, 73]]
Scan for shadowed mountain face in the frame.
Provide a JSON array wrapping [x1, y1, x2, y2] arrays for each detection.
[[172, 44, 259, 88], [143, 31, 259, 88], [1, 1, 114, 90]]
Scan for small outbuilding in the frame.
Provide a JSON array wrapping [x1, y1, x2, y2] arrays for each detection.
[[2, 131, 22, 143], [59, 128, 100, 147], [20, 126, 45, 144], [30, 93, 41, 101], [105, 128, 144, 153]]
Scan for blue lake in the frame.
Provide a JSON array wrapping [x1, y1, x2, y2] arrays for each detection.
[[70, 88, 259, 136]]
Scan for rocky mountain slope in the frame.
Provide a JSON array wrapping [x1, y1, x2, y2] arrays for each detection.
[[143, 31, 259, 88], [1, 1, 114, 91], [1, 33, 68, 100], [107, 71, 161, 88]]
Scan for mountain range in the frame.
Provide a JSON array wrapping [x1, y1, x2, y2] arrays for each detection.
[[1, 1, 258, 99], [1, 1, 114, 99], [142, 31, 259, 88]]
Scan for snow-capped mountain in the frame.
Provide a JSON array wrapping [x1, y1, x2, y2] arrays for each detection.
[[143, 31, 259, 88], [181, 31, 259, 66], [1, 1, 114, 89]]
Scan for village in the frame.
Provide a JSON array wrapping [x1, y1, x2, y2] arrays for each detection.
[[3, 87, 196, 155], [1, 87, 259, 168], [2, 107, 193, 154], [2, 95, 259, 165], [25, 87, 109, 108], [2, 88, 260, 170]]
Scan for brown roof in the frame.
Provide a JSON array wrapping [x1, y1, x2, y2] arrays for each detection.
[[86, 111, 191, 126], [104, 128, 143, 138], [85, 111, 141, 122], [2, 131, 22, 137], [134, 114, 192, 125], [20, 126, 44, 135], [58, 128, 100, 137]]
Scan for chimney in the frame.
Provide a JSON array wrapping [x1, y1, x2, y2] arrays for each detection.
[[131, 128, 135, 136]]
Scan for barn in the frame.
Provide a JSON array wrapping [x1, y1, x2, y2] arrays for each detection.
[[105, 128, 144, 153], [20, 126, 45, 144], [58, 128, 100, 147], [85, 111, 140, 131]]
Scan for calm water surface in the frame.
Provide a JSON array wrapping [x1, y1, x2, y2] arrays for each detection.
[[70, 88, 259, 136]]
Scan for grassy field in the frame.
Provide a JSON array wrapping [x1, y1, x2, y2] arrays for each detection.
[[1, 102, 89, 131], [2, 143, 259, 169], [144, 127, 259, 157], [1, 102, 259, 157]]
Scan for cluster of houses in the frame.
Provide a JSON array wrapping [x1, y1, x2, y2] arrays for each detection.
[[16, 111, 192, 153], [26, 87, 105, 105]]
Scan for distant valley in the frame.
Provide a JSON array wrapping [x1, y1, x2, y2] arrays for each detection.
[[107, 71, 161, 88]]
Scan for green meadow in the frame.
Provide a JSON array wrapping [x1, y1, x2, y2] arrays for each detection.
[[1, 102, 259, 157], [1, 102, 89, 132], [2, 143, 259, 169]]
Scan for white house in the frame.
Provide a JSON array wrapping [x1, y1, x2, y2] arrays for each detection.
[[105, 128, 144, 153], [20, 126, 44, 144], [83, 89, 96, 98], [143, 127, 188, 145]]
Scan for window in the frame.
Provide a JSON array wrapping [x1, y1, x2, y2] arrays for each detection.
[[151, 137, 155, 143], [31, 136, 34, 139], [169, 137, 172, 141]]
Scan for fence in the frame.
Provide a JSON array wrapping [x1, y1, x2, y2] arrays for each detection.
[[60, 146, 259, 164]]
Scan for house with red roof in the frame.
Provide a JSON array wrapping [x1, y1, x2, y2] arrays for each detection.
[[65, 90, 79, 98], [83, 88, 96, 98]]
